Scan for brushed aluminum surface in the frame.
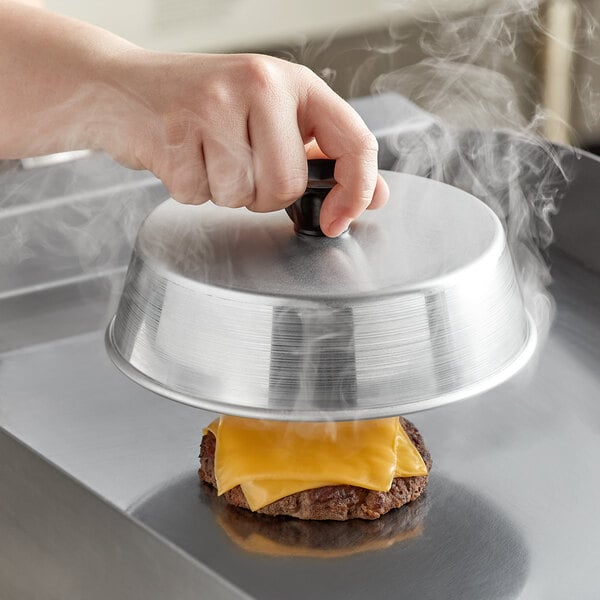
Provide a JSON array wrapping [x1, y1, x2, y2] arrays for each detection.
[[0, 428, 250, 600], [107, 172, 535, 419]]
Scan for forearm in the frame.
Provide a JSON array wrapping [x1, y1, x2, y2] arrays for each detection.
[[0, 0, 138, 158]]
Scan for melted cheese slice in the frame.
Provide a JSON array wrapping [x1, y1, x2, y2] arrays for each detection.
[[206, 416, 427, 511]]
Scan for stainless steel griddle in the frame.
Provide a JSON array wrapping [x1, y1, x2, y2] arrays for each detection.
[[1, 99, 600, 599]]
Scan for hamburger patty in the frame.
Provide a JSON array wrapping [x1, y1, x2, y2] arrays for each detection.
[[199, 417, 432, 521]]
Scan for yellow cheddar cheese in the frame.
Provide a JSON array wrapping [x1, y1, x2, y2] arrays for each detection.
[[393, 422, 429, 478], [205, 416, 427, 511]]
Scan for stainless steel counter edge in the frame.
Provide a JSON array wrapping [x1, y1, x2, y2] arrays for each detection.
[[0, 426, 252, 600]]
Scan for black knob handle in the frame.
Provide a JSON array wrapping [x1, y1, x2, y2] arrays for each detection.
[[285, 159, 336, 237]]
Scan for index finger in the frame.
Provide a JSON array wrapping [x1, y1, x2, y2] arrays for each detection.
[[299, 81, 382, 237]]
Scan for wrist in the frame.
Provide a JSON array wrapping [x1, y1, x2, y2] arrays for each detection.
[[71, 44, 149, 156], [87, 49, 211, 168]]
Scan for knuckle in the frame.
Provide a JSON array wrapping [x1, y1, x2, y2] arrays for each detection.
[[210, 193, 232, 208], [278, 175, 307, 202], [166, 178, 188, 203], [211, 171, 254, 208], [357, 130, 379, 154], [357, 193, 373, 211], [234, 186, 255, 209], [356, 180, 377, 209], [245, 200, 263, 213], [210, 189, 248, 209], [243, 54, 280, 94], [232, 189, 256, 209], [216, 195, 250, 209], [262, 173, 306, 208], [171, 188, 201, 205], [207, 82, 234, 109], [294, 63, 317, 82], [168, 173, 209, 205]]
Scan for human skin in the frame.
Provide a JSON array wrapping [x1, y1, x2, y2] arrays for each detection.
[[0, 1, 388, 237]]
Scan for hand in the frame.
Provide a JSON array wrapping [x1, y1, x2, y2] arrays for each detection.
[[105, 52, 389, 237], [0, 2, 387, 236]]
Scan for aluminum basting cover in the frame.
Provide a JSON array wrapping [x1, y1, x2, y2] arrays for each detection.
[[106, 169, 536, 420]]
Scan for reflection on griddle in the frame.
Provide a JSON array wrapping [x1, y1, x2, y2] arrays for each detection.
[[131, 473, 530, 599], [202, 483, 426, 558]]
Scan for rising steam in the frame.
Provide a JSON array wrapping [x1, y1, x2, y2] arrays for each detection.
[[365, 0, 582, 340]]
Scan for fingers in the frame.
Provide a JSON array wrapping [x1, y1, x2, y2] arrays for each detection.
[[146, 54, 387, 229], [167, 156, 211, 205], [306, 140, 389, 212], [148, 110, 211, 205], [203, 133, 254, 209], [368, 174, 390, 211], [247, 98, 307, 212], [299, 80, 383, 237]]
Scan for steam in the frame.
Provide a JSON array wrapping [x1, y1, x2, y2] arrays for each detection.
[[363, 0, 580, 340], [0, 158, 164, 306]]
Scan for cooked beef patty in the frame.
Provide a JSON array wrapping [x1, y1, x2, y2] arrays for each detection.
[[199, 417, 432, 521]]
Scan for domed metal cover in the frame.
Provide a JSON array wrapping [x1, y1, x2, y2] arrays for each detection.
[[106, 172, 536, 420]]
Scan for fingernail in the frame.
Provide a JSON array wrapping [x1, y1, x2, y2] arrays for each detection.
[[328, 217, 352, 237]]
